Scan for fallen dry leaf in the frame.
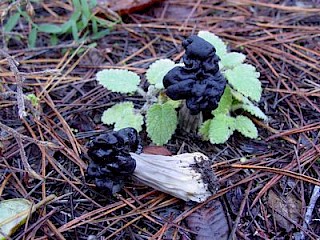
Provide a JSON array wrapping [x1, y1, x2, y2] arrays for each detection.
[[185, 200, 229, 240], [267, 190, 302, 232]]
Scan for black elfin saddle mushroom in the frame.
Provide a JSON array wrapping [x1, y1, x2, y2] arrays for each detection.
[[163, 35, 226, 115], [86, 127, 141, 194]]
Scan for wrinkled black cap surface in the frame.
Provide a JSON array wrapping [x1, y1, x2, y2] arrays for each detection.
[[163, 35, 226, 115], [86, 127, 141, 195]]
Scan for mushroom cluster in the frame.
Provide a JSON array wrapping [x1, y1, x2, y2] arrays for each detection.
[[86, 128, 141, 194], [163, 35, 226, 115]]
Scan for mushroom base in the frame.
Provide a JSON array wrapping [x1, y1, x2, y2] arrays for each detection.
[[178, 101, 203, 133], [130, 152, 218, 203]]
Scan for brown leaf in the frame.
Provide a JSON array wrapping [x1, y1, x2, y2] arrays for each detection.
[[267, 190, 302, 232], [185, 200, 230, 240], [97, 0, 163, 15], [143, 146, 172, 156]]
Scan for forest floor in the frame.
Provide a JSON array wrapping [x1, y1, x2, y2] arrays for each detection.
[[1, 0, 320, 239]]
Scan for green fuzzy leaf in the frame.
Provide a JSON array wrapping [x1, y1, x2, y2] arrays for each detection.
[[231, 90, 267, 120], [101, 102, 143, 131], [165, 99, 181, 109], [37, 24, 62, 33], [213, 86, 232, 116], [4, 12, 20, 32], [96, 69, 140, 93], [146, 59, 176, 89], [146, 103, 178, 145], [0, 198, 32, 240], [220, 52, 246, 69], [234, 116, 258, 139], [198, 31, 227, 58], [241, 103, 268, 121], [225, 64, 262, 101], [208, 114, 235, 144], [199, 120, 211, 140]]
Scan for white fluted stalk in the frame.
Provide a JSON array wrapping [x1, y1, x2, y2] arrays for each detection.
[[130, 152, 218, 203]]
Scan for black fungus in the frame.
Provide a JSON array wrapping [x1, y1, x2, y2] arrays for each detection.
[[163, 35, 226, 115], [86, 127, 141, 195]]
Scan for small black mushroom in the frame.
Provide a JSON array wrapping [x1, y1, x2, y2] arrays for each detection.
[[163, 35, 226, 115], [86, 127, 141, 194]]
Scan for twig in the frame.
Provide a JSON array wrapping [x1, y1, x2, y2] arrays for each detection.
[[18, 69, 61, 76], [15, 134, 43, 180], [300, 185, 320, 240], [0, 48, 26, 118], [229, 164, 320, 186], [0, 120, 60, 149], [228, 181, 253, 240]]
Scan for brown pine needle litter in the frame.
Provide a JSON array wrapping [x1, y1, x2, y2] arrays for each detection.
[[0, 0, 320, 239]]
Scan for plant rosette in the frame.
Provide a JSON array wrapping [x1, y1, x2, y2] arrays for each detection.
[[96, 31, 267, 145]]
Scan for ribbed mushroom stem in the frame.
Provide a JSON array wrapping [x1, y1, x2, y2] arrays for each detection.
[[178, 101, 203, 133], [130, 152, 218, 203]]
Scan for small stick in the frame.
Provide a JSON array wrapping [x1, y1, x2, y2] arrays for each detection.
[[15, 134, 43, 180], [300, 185, 320, 240], [0, 49, 26, 118], [228, 181, 253, 240], [0, 120, 60, 149]]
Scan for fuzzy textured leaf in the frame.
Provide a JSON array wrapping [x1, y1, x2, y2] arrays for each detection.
[[212, 86, 232, 116], [101, 102, 143, 131], [199, 120, 211, 141], [231, 90, 267, 120], [198, 31, 227, 58], [146, 59, 176, 89], [165, 99, 182, 109], [96, 69, 140, 93], [0, 198, 32, 240], [225, 64, 261, 101], [146, 103, 178, 145], [220, 52, 246, 69], [230, 89, 244, 102], [241, 103, 268, 121], [234, 116, 258, 139], [208, 114, 235, 144]]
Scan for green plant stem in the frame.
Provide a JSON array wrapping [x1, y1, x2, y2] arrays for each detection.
[[137, 86, 158, 114], [178, 101, 203, 133]]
